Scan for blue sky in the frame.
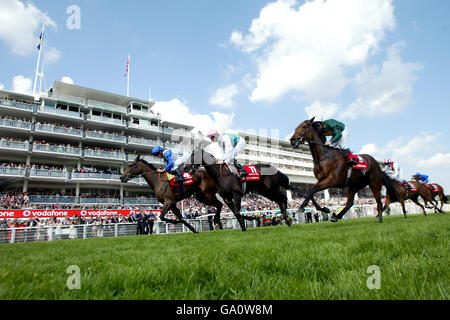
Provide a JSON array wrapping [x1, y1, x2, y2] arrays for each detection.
[[0, 0, 449, 189]]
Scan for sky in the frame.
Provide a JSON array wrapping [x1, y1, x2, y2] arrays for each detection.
[[0, 0, 449, 190]]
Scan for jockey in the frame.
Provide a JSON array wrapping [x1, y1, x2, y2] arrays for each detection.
[[415, 172, 429, 184], [322, 119, 357, 166], [206, 129, 248, 178], [383, 158, 401, 180], [151, 146, 190, 183]]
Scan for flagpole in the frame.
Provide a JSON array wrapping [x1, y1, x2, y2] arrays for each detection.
[[38, 58, 45, 95], [33, 24, 45, 98], [127, 54, 130, 97]]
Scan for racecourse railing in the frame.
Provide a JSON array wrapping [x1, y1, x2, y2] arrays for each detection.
[[1, 203, 448, 244]]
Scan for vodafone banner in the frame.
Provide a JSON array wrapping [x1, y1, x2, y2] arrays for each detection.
[[0, 209, 162, 219]]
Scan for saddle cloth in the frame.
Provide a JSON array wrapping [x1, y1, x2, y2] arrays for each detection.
[[428, 184, 440, 193], [241, 165, 261, 182], [396, 180, 417, 192], [347, 154, 368, 170], [166, 172, 195, 186]]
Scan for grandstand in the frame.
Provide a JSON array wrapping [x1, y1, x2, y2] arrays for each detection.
[[0, 81, 325, 209]]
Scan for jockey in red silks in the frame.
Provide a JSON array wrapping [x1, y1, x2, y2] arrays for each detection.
[[206, 129, 248, 178]]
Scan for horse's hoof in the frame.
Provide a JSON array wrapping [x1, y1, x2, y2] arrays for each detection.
[[214, 224, 220, 231], [322, 207, 331, 214], [330, 213, 338, 223], [286, 217, 292, 227]]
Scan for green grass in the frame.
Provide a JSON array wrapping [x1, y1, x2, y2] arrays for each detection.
[[0, 214, 449, 300]]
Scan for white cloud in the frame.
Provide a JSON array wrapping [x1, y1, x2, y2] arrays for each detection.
[[305, 101, 339, 120], [44, 47, 62, 64], [0, 0, 57, 56], [358, 133, 450, 189], [209, 83, 239, 108], [61, 76, 74, 85], [230, 0, 396, 103], [12, 75, 32, 95], [151, 99, 235, 137], [342, 42, 423, 119], [0, 83, 4, 90], [359, 143, 378, 155]]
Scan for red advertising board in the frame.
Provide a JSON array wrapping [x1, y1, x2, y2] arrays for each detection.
[[0, 209, 162, 219]]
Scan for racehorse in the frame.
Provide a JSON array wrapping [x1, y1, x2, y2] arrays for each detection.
[[290, 117, 400, 223], [120, 155, 224, 233], [412, 176, 446, 213], [187, 146, 296, 231], [382, 180, 430, 217]]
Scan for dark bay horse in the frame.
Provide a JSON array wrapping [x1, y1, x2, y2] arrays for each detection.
[[290, 117, 400, 223], [120, 155, 223, 233], [187, 147, 295, 231], [382, 180, 429, 217]]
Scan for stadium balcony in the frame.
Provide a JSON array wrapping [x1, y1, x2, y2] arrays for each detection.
[[0, 117, 32, 133], [34, 123, 82, 138], [29, 195, 77, 204], [0, 166, 27, 177], [127, 136, 159, 148], [71, 172, 122, 183], [127, 121, 162, 134], [38, 105, 83, 121], [0, 98, 37, 113], [32, 143, 82, 157], [123, 197, 159, 205], [86, 114, 125, 128], [0, 140, 30, 153], [84, 130, 126, 145], [83, 149, 127, 162], [29, 168, 69, 180], [79, 197, 121, 204]]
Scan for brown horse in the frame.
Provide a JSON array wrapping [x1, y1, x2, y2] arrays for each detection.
[[382, 180, 429, 217], [290, 117, 400, 223], [426, 183, 448, 212], [120, 155, 223, 233], [187, 147, 295, 231], [411, 176, 445, 213]]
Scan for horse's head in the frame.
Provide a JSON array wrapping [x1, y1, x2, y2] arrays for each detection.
[[290, 117, 316, 148], [120, 155, 150, 183]]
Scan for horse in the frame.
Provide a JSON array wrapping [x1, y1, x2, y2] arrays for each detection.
[[187, 146, 296, 231], [426, 183, 448, 212], [411, 176, 446, 213], [382, 179, 430, 217], [120, 155, 224, 233], [290, 117, 400, 223]]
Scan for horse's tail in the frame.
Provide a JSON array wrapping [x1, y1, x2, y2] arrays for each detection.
[[443, 193, 448, 204], [382, 173, 401, 203]]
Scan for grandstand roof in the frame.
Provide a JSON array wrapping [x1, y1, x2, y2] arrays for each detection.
[[51, 81, 154, 108]]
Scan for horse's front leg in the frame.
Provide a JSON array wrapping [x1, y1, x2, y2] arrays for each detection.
[[159, 201, 181, 225], [170, 204, 198, 234], [299, 179, 334, 213]]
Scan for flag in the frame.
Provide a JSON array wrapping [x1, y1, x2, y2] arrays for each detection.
[[124, 58, 129, 77], [37, 31, 44, 50]]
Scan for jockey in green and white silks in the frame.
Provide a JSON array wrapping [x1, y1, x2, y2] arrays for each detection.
[[322, 119, 357, 166], [206, 129, 248, 178]]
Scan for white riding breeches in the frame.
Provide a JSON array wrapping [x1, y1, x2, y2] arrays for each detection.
[[173, 152, 191, 170]]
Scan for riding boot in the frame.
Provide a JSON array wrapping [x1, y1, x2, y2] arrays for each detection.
[[174, 168, 185, 183], [342, 148, 357, 166], [234, 159, 248, 178]]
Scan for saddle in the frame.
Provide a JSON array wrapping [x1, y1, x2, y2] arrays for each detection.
[[220, 163, 261, 182], [345, 152, 368, 169], [428, 184, 440, 193], [166, 172, 195, 187]]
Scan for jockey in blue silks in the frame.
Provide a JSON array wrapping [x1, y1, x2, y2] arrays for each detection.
[[151, 146, 190, 183], [415, 172, 429, 184]]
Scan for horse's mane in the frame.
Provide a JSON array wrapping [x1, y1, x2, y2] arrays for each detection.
[[311, 121, 326, 143], [138, 158, 157, 170]]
